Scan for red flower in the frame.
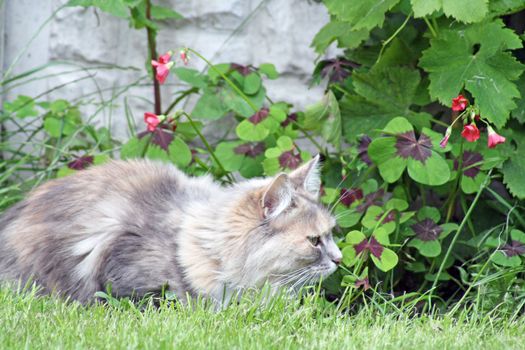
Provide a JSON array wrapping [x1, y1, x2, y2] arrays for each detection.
[[180, 49, 189, 65], [439, 127, 452, 148], [144, 112, 161, 132], [461, 123, 480, 142], [487, 126, 506, 148], [151, 52, 173, 84], [452, 94, 468, 111]]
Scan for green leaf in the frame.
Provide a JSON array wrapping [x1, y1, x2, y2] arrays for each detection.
[[408, 239, 442, 257], [419, 20, 524, 128], [502, 147, 525, 199], [236, 120, 270, 142], [258, 63, 279, 79], [43, 117, 78, 138], [243, 73, 262, 95], [511, 75, 525, 123], [511, 229, 525, 244], [3, 95, 39, 118], [340, 67, 431, 141], [150, 5, 183, 20], [492, 251, 522, 267], [334, 206, 362, 228], [406, 153, 450, 186], [68, 0, 129, 18], [410, 0, 441, 17], [145, 144, 170, 162], [304, 91, 342, 148], [215, 142, 244, 172], [371, 248, 398, 272], [368, 137, 407, 183], [311, 21, 369, 53], [442, 0, 489, 23], [168, 137, 192, 167], [192, 92, 228, 120], [121, 136, 149, 159], [324, 0, 401, 30], [173, 68, 207, 89]]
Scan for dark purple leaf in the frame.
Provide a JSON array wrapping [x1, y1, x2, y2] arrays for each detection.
[[234, 142, 265, 158], [395, 131, 433, 163], [453, 151, 483, 178], [138, 127, 174, 150], [279, 150, 301, 170], [340, 188, 363, 207], [249, 108, 270, 125], [411, 218, 443, 241], [280, 112, 298, 127], [502, 240, 525, 257], [320, 57, 359, 83], [230, 63, 254, 76], [376, 210, 397, 224], [356, 189, 390, 213], [68, 155, 94, 170], [354, 236, 384, 258], [355, 277, 371, 290], [358, 135, 372, 166]]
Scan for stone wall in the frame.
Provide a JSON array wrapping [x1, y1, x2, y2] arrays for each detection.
[[1, 0, 332, 138]]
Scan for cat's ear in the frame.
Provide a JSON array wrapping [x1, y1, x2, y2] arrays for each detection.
[[261, 173, 293, 218], [289, 154, 322, 197]]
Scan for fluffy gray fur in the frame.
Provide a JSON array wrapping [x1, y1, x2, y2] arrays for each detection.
[[0, 156, 342, 303]]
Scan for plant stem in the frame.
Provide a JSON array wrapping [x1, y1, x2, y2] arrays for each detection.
[[423, 17, 438, 38], [188, 49, 258, 112], [145, 0, 162, 115], [182, 112, 234, 183], [376, 11, 412, 64], [163, 87, 199, 115], [429, 169, 492, 307]]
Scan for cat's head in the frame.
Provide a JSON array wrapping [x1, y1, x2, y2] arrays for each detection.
[[242, 155, 342, 289]]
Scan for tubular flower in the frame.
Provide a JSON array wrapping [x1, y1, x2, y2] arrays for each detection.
[[487, 126, 506, 148], [180, 49, 189, 65], [451, 94, 468, 111], [151, 52, 174, 84], [439, 127, 452, 148], [461, 123, 480, 142], [144, 112, 165, 132]]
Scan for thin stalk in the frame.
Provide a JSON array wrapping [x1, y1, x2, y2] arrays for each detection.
[[423, 17, 438, 38], [428, 169, 492, 306], [188, 49, 258, 112], [163, 87, 199, 115], [182, 112, 234, 183], [145, 0, 161, 115], [376, 12, 412, 64]]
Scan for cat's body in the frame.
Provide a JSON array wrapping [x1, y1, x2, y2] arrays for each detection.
[[0, 157, 341, 303]]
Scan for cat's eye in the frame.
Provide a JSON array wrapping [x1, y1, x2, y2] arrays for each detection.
[[307, 236, 320, 247]]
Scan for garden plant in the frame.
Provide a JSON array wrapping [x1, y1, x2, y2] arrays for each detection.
[[2, 0, 525, 348]]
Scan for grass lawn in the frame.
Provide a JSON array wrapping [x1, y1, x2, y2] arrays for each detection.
[[1, 287, 524, 349]]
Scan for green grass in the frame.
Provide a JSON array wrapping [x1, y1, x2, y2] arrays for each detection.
[[1, 287, 524, 349]]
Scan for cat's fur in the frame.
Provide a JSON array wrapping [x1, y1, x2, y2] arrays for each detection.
[[0, 156, 341, 303]]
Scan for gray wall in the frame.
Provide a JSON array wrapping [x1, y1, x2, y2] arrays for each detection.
[[1, 0, 333, 139]]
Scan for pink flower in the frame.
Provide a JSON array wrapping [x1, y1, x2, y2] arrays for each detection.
[[144, 112, 161, 132], [461, 123, 480, 142], [452, 94, 468, 111], [439, 127, 452, 148], [180, 49, 189, 65], [487, 126, 506, 148], [151, 52, 173, 84]]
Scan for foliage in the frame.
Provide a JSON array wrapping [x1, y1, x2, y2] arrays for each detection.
[[2, 0, 525, 313]]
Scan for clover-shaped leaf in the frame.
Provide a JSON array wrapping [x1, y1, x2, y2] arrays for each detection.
[[263, 136, 310, 175], [342, 228, 398, 272], [215, 141, 265, 178], [368, 117, 450, 186], [405, 206, 458, 257], [236, 104, 288, 142], [492, 229, 525, 267]]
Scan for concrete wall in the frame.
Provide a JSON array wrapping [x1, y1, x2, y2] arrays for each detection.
[[1, 0, 332, 139]]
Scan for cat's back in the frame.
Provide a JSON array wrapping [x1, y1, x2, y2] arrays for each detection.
[[0, 159, 215, 300]]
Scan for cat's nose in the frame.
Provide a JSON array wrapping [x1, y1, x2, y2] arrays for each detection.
[[331, 257, 341, 265]]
